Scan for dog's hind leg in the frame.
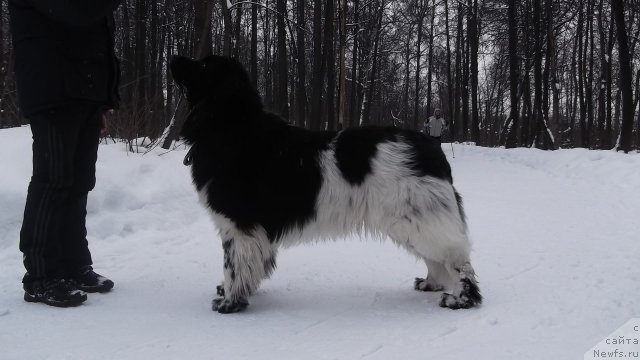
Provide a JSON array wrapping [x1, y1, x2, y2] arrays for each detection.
[[410, 231, 482, 309], [390, 183, 482, 309], [410, 237, 482, 309], [414, 259, 447, 292], [212, 230, 273, 314], [438, 261, 482, 309]]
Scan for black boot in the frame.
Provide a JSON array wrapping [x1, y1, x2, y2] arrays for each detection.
[[70, 266, 114, 293], [24, 279, 87, 307]]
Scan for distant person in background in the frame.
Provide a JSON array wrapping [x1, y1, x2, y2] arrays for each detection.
[[9, 1, 121, 307], [424, 108, 448, 143]]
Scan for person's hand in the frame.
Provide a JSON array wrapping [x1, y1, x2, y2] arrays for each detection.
[[101, 110, 113, 135]]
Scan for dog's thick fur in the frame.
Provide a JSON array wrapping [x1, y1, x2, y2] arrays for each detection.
[[171, 55, 482, 313]]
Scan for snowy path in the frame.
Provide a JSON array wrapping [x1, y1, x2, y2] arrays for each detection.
[[1, 126, 639, 360]]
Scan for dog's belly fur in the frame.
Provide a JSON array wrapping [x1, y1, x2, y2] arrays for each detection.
[[193, 127, 481, 313]]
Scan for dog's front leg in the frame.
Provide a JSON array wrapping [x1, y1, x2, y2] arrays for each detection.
[[212, 237, 249, 313], [212, 233, 272, 314]]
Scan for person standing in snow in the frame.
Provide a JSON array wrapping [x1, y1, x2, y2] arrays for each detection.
[[9, 1, 121, 307], [423, 108, 448, 143]]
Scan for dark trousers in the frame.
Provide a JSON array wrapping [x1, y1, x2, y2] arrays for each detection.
[[20, 103, 102, 283]]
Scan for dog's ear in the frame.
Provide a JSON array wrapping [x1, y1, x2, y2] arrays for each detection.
[[170, 56, 203, 90]]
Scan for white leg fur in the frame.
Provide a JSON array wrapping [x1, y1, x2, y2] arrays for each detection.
[[415, 260, 449, 291], [197, 194, 275, 313]]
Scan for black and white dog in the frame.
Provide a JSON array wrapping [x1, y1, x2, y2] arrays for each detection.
[[171, 55, 482, 314]]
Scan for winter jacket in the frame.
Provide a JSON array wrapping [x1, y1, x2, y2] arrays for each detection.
[[8, 0, 122, 117], [424, 116, 447, 137]]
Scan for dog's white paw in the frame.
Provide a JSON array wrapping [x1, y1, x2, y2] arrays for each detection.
[[414, 277, 445, 292]]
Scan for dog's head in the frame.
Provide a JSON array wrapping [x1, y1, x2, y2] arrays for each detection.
[[170, 55, 261, 143]]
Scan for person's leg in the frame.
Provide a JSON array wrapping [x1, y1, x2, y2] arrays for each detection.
[[59, 105, 102, 273], [20, 107, 83, 283], [58, 105, 115, 293], [20, 106, 90, 306]]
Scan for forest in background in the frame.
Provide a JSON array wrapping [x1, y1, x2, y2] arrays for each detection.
[[1, 0, 639, 152]]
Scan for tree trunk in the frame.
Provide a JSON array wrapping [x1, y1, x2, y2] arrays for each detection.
[[161, 1, 178, 149], [468, 0, 480, 144], [425, 0, 436, 118], [546, 0, 559, 149], [403, 28, 412, 128], [444, 0, 453, 132], [349, 0, 360, 128], [324, 0, 336, 130], [532, 0, 551, 149], [461, 9, 469, 142], [355, 1, 373, 128], [337, 0, 348, 129], [534, 0, 543, 148], [250, 1, 258, 87], [233, 2, 243, 58], [522, 69, 532, 147], [363, 0, 384, 127], [134, 0, 148, 109], [611, 0, 634, 152], [412, 1, 425, 130], [596, 0, 607, 149], [150, 0, 165, 136], [504, 0, 519, 149], [295, 0, 306, 127], [0, 0, 6, 125], [453, 1, 463, 141], [635, 70, 640, 147], [263, 0, 273, 110], [218, 0, 233, 56], [577, 1, 586, 147], [569, 25, 579, 146], [165, 20, 173, 126], [585, 0, 595, 148], [613, 89, 621, 140], [605, 15, 615, 149], [521, 2, 534, 146], [276, 0, 289, 120], [310, 0, 324, 130]]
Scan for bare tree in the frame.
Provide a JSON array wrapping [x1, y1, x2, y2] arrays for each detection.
[[250, 1, 258, 87], [1, 0, 637, 150], [468, 0, 480, 143], [218, 0, 232, 57], [337, 0, 348, 129], [412, 0, 427, 130], [276, 0, 289, 120], [425, 0, 436, 118], [503, 0, 519, 149], [323, 0, 336, 130], [611, 0, 634, 152], [309, 0, 324, 130]]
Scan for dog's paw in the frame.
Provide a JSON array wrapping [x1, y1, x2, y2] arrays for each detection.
[[414, 277, 445, 292], [212, 297, 248, 314], [216, 284, 225, 297], [438, 293, 478, 309]]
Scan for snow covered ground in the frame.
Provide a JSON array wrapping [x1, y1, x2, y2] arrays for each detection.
[[1, 125, 639, 360]]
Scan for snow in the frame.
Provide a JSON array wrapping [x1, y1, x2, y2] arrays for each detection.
[[1, 126, 640, 360]]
